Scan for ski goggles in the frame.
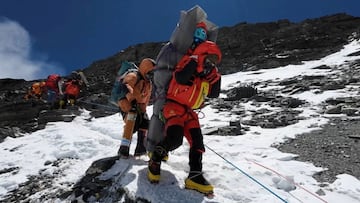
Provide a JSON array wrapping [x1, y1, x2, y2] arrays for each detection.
[[193, 27, 207, 42]]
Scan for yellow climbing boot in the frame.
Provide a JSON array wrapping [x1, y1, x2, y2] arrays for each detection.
[[185, 172, 214, 195], [69, 99, 75, 106], [148, 152, 169, 162], [59, 100, 65, 109], [147, 159, 161, 183]]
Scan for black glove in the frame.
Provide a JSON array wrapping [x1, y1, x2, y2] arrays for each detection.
[[203, 59, 215, 75], [205, 67, 220, 85], [130, 100, 137, 112]]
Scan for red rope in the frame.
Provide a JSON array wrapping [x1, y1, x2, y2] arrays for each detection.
[[247, 159, 328, 203]]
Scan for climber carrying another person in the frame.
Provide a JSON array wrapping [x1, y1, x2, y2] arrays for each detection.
[[147, 22, 222, 196]]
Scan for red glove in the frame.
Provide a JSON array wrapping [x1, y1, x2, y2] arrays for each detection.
[[205, 67, 220, 85]]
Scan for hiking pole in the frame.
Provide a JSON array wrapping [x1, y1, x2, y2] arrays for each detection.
[[205, 144, 288, 203]]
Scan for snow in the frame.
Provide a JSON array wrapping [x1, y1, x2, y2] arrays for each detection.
[[1, 40, 360, 202]]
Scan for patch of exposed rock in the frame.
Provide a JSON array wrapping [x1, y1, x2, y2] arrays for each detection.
[[277, 117, 360, 183]]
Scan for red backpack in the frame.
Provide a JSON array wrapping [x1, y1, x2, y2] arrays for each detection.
[[45, 74, 61, 92], [65, 80, 80, 97]]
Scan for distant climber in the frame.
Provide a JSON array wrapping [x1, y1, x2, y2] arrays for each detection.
[[45, 74, 62, 108], [24, 81, 46, 101], [59, 71, 85, 109]]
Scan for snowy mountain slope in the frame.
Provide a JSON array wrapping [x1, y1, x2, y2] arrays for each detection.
[[1, 40, 360, 202]]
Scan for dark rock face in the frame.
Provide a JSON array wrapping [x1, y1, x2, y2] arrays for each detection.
[[0, 79, 48, 140], [1, 13, 356, 141], [277, 117, 360, 183], [71, 156, 123, 202], [217, 13, 360, 73], [70, 156, 151, 203], [81, 13, 360, 98], [225, 85, 258, 101]]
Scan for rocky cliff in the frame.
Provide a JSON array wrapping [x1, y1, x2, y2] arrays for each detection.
[[2, 12, 360, 143]]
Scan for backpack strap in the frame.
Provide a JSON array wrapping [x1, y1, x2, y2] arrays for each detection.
[[120, 68, 138, 80], [120, 69, 143, 89], [134, 70, 143, 86]]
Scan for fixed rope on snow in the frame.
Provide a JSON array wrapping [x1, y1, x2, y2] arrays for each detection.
[[205, 144, 288, 203], [247, 159, 328, 203], [74, 100, 324, 203]]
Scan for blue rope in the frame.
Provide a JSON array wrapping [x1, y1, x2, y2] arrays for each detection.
[[205, 144, 288, 203], [77, 100, 287, 202]]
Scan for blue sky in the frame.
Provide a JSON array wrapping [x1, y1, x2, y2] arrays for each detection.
[[1, 0, 360, 80]]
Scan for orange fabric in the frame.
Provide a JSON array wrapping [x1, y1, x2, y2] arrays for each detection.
[[65, 81, 80, 97], [166, 41, 221, 109], [138, 58, 155, 80], [119, 71, 152, 113], [25, 82, 46, 99], [162, 101, 200, 145], [122, 112, 137, 140], [167, 77, 209, 109], [118, 98, 131, 113], [31, 82, 45, 95], [178, 41, 221, 75], [117, 58, 154, 145]]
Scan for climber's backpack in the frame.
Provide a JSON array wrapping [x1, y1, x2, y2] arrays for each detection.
[[109, 61, 139, 106], [45, 74, 61, 91], [65, 81, 81, 97]]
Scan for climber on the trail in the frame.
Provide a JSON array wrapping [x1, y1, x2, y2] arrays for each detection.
[[146, 5, 220, 162], [114, 58, 155, 158], [45, 74, 62, 108], [147, 22, 222, 195], [24, 81, 46, 101], [59, 71, 85, 109]]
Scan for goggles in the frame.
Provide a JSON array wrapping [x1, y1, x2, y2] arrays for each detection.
[[193, 27, 207, 42]]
